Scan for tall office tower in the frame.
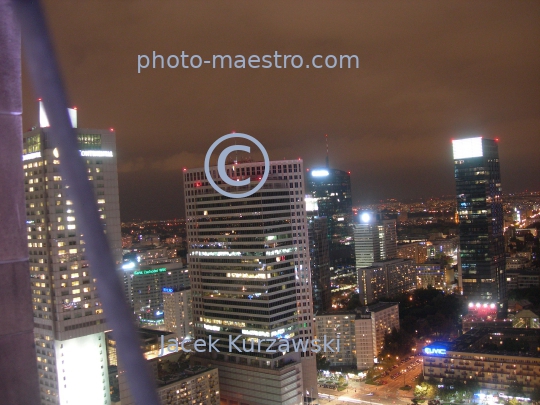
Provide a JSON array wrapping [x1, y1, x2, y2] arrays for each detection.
[[353, 212, 397, 269], [306, 167, 354, 270], [185, 159, 317, 405], [308, 216, 331, 314], [306, 196, 331, 314], [452, 137, 506, 316], [23, 103, 121, 405]]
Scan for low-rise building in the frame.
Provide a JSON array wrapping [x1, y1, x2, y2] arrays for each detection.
[[422, 328, 540, 394], [506, 268, 540, 290], [358, 259, 415, 304], [506, 256, 531, 270], [416, 262, 445, 290], [119, 352, 220, 405], [397, 241, 427, 264]]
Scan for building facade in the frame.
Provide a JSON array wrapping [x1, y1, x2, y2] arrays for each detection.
[[308, 215, 331, 314], [306, 167, 354, 270], [184, 159, 317, 405], [315, 311, 357, 367], [416, 262, 446, 290], [122, 259, 190, 325], [423, 328, 540, 394], [163, 287, 194, 341], [358, 265, 388, 306], [397, 242, 428, 264], [452, 137, 506, 315], [118, 350, 220, 405], [355, 303, 400, 370], [316, 303, 399, 370], [353, 213, 397, 269], [23, 105, 121, 405]]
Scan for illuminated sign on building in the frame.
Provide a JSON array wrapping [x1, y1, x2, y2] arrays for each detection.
[[452, 137, 483, 159], [162, 287, 173, 293], [311, 169, 330, 177], [133, 268, 167, 276], [80, 150, 113, 157], [22, 151, 42, 161], [424, 347, 447, 355]]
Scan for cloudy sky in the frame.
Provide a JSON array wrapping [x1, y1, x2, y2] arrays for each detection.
[[22, 1, 540, 220]]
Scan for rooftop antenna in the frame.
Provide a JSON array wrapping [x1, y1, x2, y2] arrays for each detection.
[[325, 134, 329, 168]]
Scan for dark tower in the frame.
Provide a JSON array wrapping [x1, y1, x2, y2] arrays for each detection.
[[452, 137, 506, 317], [306, 168, 354, 271]]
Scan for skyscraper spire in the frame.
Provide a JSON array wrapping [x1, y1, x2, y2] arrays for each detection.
[[325, 133, 329, 168]]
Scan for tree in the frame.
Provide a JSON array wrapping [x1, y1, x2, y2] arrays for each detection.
[[338, 374, 346, 386], [507, 381, 524, 397], [316, 352, 330, 370], [530, 386, 540, 404], [380, 327, 416, 358], [415, 384, 429, 399], [347, 293, 361, 310]]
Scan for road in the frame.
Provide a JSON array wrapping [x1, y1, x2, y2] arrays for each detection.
[[317, 356, 423, 405]]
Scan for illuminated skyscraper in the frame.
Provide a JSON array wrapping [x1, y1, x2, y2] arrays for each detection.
[[23, 103, 121, 405], [452, 137, 506, 316], [353, 212, 397, 268], [184, 159, 317, 405], [306, 168, 354, 270]]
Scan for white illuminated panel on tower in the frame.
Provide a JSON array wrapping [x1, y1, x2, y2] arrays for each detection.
[[55, 332, 110, 405], [311, 169, 329, 177], [452, 137, 483, 159]]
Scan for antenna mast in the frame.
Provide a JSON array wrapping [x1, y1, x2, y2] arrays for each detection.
[[325, 134, 329, 168]]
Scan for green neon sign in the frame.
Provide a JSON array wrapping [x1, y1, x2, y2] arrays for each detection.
[[133, 268, 167, 276]]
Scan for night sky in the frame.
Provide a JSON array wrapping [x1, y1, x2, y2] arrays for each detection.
[[22, 1, 540, 221]]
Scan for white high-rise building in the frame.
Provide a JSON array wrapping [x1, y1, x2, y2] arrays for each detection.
[[354, 212, 397, 268], [23, 104, 121, 405], [163, 287, 194, 340], [184, 159, 317, 405]]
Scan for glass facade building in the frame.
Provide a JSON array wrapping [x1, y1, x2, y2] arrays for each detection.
[[452, 137, 506, 315], [306, 168, 354, 270], [184, 159, 317, 405]]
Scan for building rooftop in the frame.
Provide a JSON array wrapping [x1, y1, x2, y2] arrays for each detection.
[[317, 302, 399, 319], [426, 328, 540, 358], [153, 352, 215, 388]]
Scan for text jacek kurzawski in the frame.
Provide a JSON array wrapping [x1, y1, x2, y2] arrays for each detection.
[[159, 334, 340, 356]]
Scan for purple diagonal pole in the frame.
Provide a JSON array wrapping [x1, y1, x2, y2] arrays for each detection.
[[10, 1, 161, 404]]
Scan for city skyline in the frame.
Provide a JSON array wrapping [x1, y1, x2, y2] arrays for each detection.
[[20, 1, 540, 220], [5, 2, 540, 405]]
